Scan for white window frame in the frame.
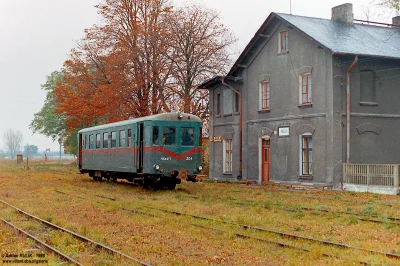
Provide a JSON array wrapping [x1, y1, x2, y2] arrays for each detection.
[[299, 73, 312, 105], [223, 139, 233, 173], [259, 81, 270, 110], [299, 133, 313, 176], [279, 31, 288, 53]]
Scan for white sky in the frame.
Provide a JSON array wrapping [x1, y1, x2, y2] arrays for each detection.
[[0, 0, 393, 152]]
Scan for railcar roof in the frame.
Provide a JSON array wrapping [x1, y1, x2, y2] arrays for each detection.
[[78, 112, 202, 133]]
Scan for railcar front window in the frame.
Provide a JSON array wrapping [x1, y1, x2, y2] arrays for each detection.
[[153, 126, 160, 145], [103, 133, 108, 148], [162, 127, 176, 145], [119, 130, 126, 147], [181, 128, 195, 146], [96, 134, 101, 149], [111, 131, 117, 148]]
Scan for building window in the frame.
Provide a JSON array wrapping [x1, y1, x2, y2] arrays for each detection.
[[216, 93, 221, 116], [96, 134, 101, 149], [111, 131, 117, 148], [223, 139, 233, 173], [279, 31, 288, 53], [234, 93, 239, 113], [103, 132, 109, 148], [300, 73, 312, 104], [223, 89, 233, 115], [300, 134, 312, 176], [360, 70, 376, 103], [119, 130, 126, 147], [260, 81, 270, 110]]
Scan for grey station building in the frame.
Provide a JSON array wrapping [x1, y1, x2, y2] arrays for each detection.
[[199, 4, 400, 189]]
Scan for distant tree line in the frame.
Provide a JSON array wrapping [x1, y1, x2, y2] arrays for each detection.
[[31, 0, 236, 155]]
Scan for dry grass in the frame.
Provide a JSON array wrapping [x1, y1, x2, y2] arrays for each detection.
[[0, 159, 400, 265]]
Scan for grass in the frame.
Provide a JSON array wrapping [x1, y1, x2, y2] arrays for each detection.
[[1, 159, 400, 265]]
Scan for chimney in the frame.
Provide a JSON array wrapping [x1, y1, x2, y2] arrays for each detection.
[[332, 3, 354, 25], [393, 16, 400, 27]]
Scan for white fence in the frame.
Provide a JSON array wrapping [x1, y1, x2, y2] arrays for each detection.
[[343, 164, 400, 195]]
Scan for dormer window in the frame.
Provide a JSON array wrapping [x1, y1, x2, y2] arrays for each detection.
[[279, 31, 288, 53]]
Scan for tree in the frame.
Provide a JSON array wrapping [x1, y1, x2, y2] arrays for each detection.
[[167, 4, 236, 118], [376, 0, 400, 12], [55, 0, 175, 131], [23, 144, 38, 158], [30, 71, 67, 141], [3, 129, 23, 159], [52, 0, 236, 137]]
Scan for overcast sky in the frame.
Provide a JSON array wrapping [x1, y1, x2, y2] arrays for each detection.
[[0, 0, 393, 153]]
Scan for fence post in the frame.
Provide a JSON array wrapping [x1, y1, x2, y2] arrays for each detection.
[[394, 165, 399, 188], [367, 165, 370, 186]]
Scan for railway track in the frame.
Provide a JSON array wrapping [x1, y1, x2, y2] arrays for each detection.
[[6, 172, 400, 263], [141, 205, 400, 260], [0, 200, 151, 266], [18, 172, 400, 227], [46, 187, 399, 263]]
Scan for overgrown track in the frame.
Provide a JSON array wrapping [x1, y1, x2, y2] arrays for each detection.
[[48, 187, 399, 263], [142, 205, 400, 260], [0, 218, 82, 265], [7, 172, 400, 263], [0, 199, 151, 266]]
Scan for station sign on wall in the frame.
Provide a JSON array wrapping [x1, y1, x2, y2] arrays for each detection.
[[278, 126, 289, 137]]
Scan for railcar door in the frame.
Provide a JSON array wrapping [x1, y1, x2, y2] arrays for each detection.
[[137, 123, 144, 173], [78, 134, 83, 169]]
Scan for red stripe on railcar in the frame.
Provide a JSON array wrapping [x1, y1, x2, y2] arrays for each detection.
[[143, 147, 202, 160], [81, 147, 201, 160]]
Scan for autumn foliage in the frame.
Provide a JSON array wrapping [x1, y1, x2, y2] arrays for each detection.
[[54, 0, 236, 134]]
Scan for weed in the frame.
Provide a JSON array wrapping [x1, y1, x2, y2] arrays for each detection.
[[348, 216, 359, 225], [295, 226, 302, 231], [44, 215, 53, 222]]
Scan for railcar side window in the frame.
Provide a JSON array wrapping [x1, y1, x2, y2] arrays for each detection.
[[119, 130, 126, 148], [103, 133, 108, 148], [162, 127, 176, 145], [153, 126, 160, 145], [89, 135, 94, 149], [181, 128, 195, 146], [85, 135, 88, 149], [111, 131, 117, 148], [96, 134, 101, 149], [128, 129, 132, 147]]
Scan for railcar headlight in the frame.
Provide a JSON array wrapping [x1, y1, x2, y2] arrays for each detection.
[[197, 165, 203, 171], [153, 164, 160, 171]]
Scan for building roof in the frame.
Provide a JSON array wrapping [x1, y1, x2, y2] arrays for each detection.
[[277, 13, 400, 59], [227, 12, 400, 76]]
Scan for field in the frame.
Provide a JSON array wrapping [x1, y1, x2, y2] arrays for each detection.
[[1, 159, 400, 265]]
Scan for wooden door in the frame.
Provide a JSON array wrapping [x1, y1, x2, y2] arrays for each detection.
[[261, 139, 270, 184]]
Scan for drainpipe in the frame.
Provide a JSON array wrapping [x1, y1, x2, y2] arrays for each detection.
[[346, 56, 358, 164], [221, 77, 242, 179]]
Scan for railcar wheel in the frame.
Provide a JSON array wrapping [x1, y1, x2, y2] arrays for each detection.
[[167, 182, 176, 190]]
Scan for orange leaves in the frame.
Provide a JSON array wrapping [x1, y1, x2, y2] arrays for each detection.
[[54, 0, 236, 134]]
